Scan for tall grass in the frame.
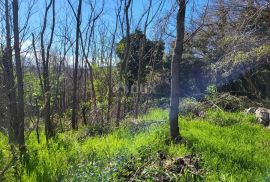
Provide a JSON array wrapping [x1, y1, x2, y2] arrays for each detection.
[[0, 109, 270, 181]]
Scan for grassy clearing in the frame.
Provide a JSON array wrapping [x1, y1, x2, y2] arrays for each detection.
[[181, 111, 270, 181], [1, 109, 270, 181]]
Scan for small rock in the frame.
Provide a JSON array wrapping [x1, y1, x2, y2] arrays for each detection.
[[244, 107, 257, 114], [255, 107, 270, 126], [244, 107, 270, 127], [198, 111, 205, 117]]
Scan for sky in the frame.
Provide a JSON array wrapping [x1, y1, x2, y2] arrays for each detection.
[[15, 0, 209, 64], [18, 0, 209, 36]]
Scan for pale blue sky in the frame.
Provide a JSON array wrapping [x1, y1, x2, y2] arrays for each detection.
[[16, 0, 209, 62], [19, 0, 209, 36]]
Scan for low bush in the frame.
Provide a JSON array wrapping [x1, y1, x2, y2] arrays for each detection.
[[205, 110, 256, 127], [179, 98, 205, 116]]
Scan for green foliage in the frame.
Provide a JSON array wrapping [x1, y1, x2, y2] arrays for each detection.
[[232, 51, 249, 63], [205, 92, 261, 112], [116, 30, 165, 86], [24, 72, 42, 98], [179, 98, 204, 115], [1, 109, 270, 181], [219, 36, 237, 48], [206, 85, 218, 97], [252, 44, 270, 59], [231, 44, 270, 65], [205, 110, 256, 127], [139, 108, 168, 121], [181, 112, 270, 181], [1, 111, 169, 181], [0, 132, 10, 178], [186, 3, 270, 100]]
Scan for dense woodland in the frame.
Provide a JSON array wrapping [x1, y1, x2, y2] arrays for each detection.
[[0, 0, 270, 181]]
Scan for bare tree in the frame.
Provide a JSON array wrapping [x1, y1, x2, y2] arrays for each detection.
[[12, 0, 25, 148], [79, 0, 104, 124], [40, 0, 56, 140], [116, 0, 132, 126], [135, 0, 164, 118], [169, 0, 186, 141], [68, 0, 82, 129], [32, 33, 44, 96], [53, 22, 73, 116], [107, 0, 123, 123], [2, 0, 19, 144]]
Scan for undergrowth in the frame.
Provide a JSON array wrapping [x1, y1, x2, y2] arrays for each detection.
[[1, 109, 270, 181]]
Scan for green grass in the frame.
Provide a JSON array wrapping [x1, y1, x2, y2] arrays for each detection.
[[1, 109, 270, 181], [180, 115, 270, 181]]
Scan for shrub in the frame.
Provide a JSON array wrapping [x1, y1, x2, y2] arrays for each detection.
[[179, 98, 205, 116], [205, 110, 256, 127]]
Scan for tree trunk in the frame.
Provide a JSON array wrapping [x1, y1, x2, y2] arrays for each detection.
[[71, 0, 82, 129], [116, 0, 132, 126], [40, 0, 55, 140], [32, 34, 44, 97], [3, 0, 19, 144], [88, 64, 97, 117], [107, 4, 121, 123], [12, 0, 25, 148], [135, 37, 146, 118], [169, 0, 186, 142], [135, 0, 152, 118]]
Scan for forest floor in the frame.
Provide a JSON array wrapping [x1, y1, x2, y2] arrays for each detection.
[[1, 109, 270, 181]]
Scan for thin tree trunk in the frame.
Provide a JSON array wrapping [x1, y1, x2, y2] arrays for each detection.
[[12, 0, 25, 148], [107, 3, 122, 123], [32, 34, 44, 97], [84, 62, 87, 100], [135, 37, 146, 118], [169, 0, 186, 142], [135, 0, 153, 118], [40, 0, 55, 141], [35, 99, 40, 144], [243, 75, 261, 98], [78, 5, 103, 122], [116, 0, 132, 126], [71, 0, 82, 129]]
